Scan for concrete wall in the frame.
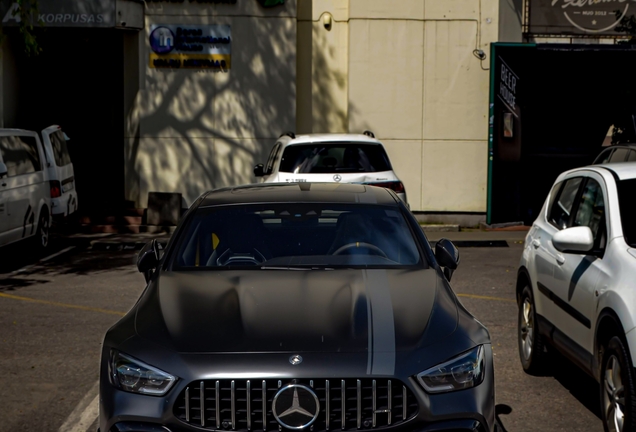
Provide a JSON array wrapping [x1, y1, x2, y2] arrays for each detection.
[[126, 1, 297, 208], [499, 0, 523, 43], [346, 0, 498, 212], [0, 33, 19, 128]]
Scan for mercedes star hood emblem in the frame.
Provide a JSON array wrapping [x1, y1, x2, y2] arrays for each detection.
[[272, 384, 320, 429]]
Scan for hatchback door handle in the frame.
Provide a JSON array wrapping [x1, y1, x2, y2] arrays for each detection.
[[556, 254, 566, 265], [532, 240, 540, 249]]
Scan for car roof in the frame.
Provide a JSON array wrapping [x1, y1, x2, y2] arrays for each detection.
[[198, 183, 399, 207], [280, 133, 383, 147], [594, 162, 636, 180], [0, 128, 38, 137], [561, 163, 636, 181]]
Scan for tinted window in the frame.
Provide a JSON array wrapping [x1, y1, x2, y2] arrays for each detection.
[[627, 150, 636, 162], [610, 148, 629, 162], [548, 177, 582, 229], [279, 143, 392, 174], [617, 179, 636, 247], [0, 135, 41, 177], [173, 204, 421, 269], [265, 143, 280, 174], [595, 148, 613, 164], [49, 130, 72, 166], [573, 179, 606, 249]]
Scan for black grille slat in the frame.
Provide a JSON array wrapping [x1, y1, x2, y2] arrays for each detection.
[[175, 378, 418, 431]]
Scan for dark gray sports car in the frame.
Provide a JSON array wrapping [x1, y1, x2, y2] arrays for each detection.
[[99, 183, 495, 432]]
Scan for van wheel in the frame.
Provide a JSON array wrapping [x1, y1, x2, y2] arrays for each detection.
[[518, 285, 549, 375], [35, 211, 49, 249], [600, 336, 636, 432]]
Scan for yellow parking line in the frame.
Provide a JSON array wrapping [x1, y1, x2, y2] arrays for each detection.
[[457, 293, 516, 303], [0, 292, 126, 316]]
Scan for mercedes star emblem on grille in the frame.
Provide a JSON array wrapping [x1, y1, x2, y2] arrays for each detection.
[[272, 384, 320, 430], [333, 174, 342, 182], [289, 354, 303, 365]]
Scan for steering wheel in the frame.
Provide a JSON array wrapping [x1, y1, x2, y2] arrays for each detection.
[[332, 242, 388, 258]]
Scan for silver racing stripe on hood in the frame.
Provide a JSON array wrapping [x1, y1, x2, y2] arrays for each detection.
[[364, 269, 395, 375]]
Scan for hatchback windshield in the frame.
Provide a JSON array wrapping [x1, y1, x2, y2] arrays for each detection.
[[173, 204, 421, 269], [618, 178, 636, 247], [279, 143, 392, 174]]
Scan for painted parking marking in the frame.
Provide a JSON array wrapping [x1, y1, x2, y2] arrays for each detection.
[[58, 381, 99, 432], [0, 292, 125, 316], [40, 246, 76, 262], [457, 293, 516, 303]]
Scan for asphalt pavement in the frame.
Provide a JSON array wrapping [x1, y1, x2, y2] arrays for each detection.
[[0, 230, 603, 432]]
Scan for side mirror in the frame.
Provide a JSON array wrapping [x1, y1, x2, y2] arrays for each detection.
[[552, 226, 594, 254], [254, 164, 265, 177], [0, 162, 7, 179], [435, 238, 460, 281], [137, 239, 160, 282]]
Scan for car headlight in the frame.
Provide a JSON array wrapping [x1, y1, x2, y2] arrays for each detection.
[[109, 350, 177, 396], [416, 345, 485, 394]]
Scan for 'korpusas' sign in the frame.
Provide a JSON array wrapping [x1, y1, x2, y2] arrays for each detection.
[[149, 24, 231, 69], [528, 0, 636, 36]]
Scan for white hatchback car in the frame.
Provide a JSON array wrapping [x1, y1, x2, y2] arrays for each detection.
[[0, 129, 52, 249], [254, 131, 408, 204], [517, 162, 636, 432]]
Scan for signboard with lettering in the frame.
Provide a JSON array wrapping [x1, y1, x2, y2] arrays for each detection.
[[493, 54, 522, 163], [528, 0, 636, 36], [1, 0, 115, 27], [149, 24, 231, 69]]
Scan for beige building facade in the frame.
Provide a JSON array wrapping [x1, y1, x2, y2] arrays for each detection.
[[132, 0, 515, 215], [2, 0, 524, 220]]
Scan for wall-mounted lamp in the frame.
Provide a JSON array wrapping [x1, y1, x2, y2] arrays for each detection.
[[322, 13, 332, 31], [473, 49, 486, 61]]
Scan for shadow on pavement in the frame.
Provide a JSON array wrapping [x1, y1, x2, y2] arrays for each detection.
[[495, 404, 512, 432], [550, 349, 601, 419]]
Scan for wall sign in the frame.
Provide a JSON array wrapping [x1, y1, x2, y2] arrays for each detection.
[[149, 24, 231, 69], [1, 0, 116, 28], [528, 0, 636, 36]]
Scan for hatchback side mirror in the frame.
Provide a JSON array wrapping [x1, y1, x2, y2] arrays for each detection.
[[435, 238, 460, 281], [137, 239, 160, 282], [552, 226, 594, 254], [254, 164, 265, 177], [0, 162, 7, 179]]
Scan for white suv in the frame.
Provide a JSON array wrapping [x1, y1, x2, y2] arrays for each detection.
[[254, 131, 408, 204], [517, 162, 636, 432]]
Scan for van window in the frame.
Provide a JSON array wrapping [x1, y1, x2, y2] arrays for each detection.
[[49, 130, 72, 166], [0, 135, 41, 177]]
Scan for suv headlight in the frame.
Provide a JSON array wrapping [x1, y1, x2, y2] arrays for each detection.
[[109, 350, 177, 396], [416, 345, 485, 394]]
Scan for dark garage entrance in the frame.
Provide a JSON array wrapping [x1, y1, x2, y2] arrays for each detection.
[[488, 43, 636, 225], [8, 28, 125, 213]]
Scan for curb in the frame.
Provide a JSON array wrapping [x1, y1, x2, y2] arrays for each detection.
[[420, 224, 460, 232]]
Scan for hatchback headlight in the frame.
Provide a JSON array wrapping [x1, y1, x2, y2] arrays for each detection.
[[416, 345, 485, 393], [109, 350, 177, 396]]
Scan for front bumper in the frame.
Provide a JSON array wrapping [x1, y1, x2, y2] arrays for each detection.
[[99, 346, 495, 432], [105, 418, 486, 432]]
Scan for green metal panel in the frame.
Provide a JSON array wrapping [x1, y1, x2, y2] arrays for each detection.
[[486, 42, 536, 225]]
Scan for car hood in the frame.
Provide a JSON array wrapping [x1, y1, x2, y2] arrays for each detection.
[[135, 268, 458, 355]]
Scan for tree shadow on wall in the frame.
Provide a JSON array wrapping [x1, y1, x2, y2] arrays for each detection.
[[127, 15, 298, 207]]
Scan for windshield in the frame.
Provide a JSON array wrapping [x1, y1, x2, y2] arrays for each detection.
[[618, 178, 636, 247], [279, 143, 392, 174], [172, 204, 422, 269]]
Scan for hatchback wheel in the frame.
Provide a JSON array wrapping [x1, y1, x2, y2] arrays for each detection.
[[601, 336, 636, 432], [518, 285, 548, 374]]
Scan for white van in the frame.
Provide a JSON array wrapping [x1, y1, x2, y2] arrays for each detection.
[[0, 129, 52, 248], [40, 125, 78, 219]]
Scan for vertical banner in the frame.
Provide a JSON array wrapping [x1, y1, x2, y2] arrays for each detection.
[[149, 24, 232, 69]]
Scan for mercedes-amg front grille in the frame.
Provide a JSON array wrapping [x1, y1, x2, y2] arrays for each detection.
[[174, 378, 419, 431]]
